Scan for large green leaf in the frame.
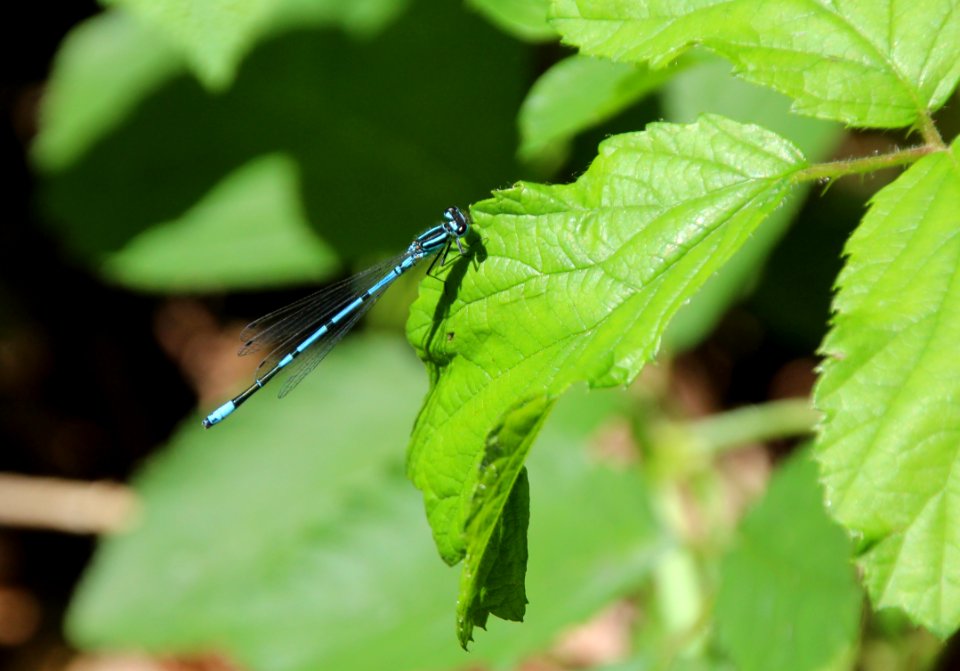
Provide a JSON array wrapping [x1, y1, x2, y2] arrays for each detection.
[[814, 139, 960, 637], [406, 115, 806, 567], [38, 0, 526, 284], [550, 0, 960, 128], [68, 336, 659, 666], [516, 53, 843, 352], [716, 450, 862, 671]]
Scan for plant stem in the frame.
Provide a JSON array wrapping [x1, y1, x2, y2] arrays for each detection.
[[917, 111, 946, 148], [687, 398, 820, 456], [794, 144, 938, 183]]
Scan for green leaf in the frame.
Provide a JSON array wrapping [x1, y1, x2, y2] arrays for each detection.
[[459, 470, 530, 644], [100, 0, 277, 90], [68, 336, 428, 652], [68, 337, 659, 666], [660, 57, 843, 351], [483, 387, 662, 658], [467, 0, 556, 41], [266, 0, 410, 37], [101, 154, 339, 291], [100, 0, 408, 90], [457, 396, 553, 647], [34, 0, 408, 169], [518, 54, 677, 162], [32, 11, 184, 171], [407, 115, 806, 564], [716, 450, 862, 671], [550, 0, 960, 128], [599, 659, 734, 671], [37, 1, 525, 281], [814, 140, 960, 637]]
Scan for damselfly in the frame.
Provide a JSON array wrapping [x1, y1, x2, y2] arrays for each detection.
[[202, 206, 470, 428]]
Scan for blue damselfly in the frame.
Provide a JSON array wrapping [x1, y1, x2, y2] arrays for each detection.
[[202, 206, 470, 428]]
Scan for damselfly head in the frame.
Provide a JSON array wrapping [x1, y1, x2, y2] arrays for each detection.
[[444, 206, 470, 237]]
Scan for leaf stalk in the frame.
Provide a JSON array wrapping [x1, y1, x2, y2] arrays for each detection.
[[794, 144, 939, 184]]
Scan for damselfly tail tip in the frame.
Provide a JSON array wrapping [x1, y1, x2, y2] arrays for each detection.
[[202, 400, 235, 428]]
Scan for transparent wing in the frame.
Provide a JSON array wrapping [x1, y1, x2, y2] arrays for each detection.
[[238, 253, 407, 389], [239, 254, 405, 357], [276, 293, 374, 398]]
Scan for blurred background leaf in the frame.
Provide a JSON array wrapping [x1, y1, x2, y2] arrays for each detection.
[[100, 153, 339, 291], [99, 0, 411, 90], [715, 450, 862, 671], [32, 9, 183, 171], [33, 0, 410, 171], [36, 0, 526, 287], [101, 0, 277, 90], [466, 0, 556, 42], [518, 54, 679, 165], [68, 336, 662, 670]]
